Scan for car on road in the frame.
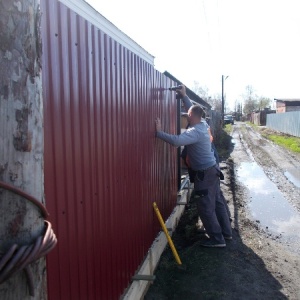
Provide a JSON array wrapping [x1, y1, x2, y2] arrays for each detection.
[[224, 115, 234, 125]]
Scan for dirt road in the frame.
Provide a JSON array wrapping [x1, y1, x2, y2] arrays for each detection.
[[145, 122, 300, 300]]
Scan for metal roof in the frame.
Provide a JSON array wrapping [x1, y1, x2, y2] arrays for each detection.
[[163, 71, 212, 109], [274, 98, 300, 102]]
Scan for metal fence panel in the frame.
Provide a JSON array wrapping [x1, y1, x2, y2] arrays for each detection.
[[41, 0, 178, 299], [266, 111, 300, 137]]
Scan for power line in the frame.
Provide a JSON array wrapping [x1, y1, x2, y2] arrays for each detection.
[[202, 0, 212, 52], [216, 0, 222, 54]]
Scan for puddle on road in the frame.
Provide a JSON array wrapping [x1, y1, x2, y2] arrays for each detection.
[[236, 161, 300, 250], [284, 168, 300, 188]]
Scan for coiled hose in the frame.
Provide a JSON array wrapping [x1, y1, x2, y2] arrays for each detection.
[[0, 181, 57, 296]]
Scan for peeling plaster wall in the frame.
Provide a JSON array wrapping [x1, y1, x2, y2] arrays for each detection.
[[0, 0, 46, 299]]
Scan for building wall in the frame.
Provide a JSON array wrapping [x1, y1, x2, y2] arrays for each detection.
[[250, 111, 265, 126], [286, 105, 300, 112], [276, 101, 300, 113], [41, 0, 178, 299]]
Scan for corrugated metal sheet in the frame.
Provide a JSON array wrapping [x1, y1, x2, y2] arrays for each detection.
[[41, 0, 178, 299], [267, 111, 300, 137]]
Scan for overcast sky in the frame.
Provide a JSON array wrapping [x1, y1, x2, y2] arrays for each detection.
[[86, 0, 300, 110]]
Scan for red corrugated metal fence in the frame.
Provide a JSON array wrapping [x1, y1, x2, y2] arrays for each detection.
[[41, 0, 178, 299]]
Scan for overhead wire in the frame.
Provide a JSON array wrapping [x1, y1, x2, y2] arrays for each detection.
[[216, 0, 222, 55], [202, 0, 212, 53]]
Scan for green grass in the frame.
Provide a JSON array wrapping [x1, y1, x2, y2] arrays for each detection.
[[266, 135, 300, 153], [215, 121, 300, 158], [223, 124, 232, 134], [247, 122, 300, 153]]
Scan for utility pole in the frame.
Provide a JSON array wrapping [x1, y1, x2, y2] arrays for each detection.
[[222, 75, 224, 126], [221, 75, 229, 127]]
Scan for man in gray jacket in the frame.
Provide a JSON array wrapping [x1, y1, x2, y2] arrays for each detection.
[[155, 85, 232, 247]]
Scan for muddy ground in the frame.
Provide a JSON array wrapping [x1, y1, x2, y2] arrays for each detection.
[[145, 122, 300, 300]]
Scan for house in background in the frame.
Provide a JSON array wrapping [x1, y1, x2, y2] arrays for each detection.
[[267, 99, 300, 137], [250, 108, 276, 126], [274, 98, 300, 113]]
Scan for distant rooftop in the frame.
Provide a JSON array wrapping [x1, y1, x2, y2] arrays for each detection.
[[274, 98, 300, 102]]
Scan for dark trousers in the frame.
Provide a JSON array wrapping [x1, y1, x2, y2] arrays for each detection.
[[194, 166, 232, 243]]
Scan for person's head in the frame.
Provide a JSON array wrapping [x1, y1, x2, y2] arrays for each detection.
[[187, 105, 203, 125]]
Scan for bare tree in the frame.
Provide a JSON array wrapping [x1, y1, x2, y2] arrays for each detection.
[[258, 96, 271, 110], [191, 81, 209, 100], [241, 85, 271, 114], [191, 81, 222, 112], [244, 85, 256, 101], [209, 95, 222, 112], [242, 85, 258, 114]]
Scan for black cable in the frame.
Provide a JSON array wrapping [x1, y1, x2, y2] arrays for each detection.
[[0, 181, 57, 296]]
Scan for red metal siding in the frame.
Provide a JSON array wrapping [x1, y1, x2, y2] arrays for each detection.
[[41, 1, 178, 299]]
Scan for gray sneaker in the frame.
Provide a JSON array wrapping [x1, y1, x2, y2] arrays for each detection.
[[199, 239, 226, 248]]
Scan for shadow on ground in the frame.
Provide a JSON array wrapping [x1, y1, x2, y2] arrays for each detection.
[[144, 194, 287, 300], [145, 128, 287, 299]]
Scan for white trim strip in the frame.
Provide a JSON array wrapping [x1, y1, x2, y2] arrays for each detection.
[[58, 0, 155, 65]]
